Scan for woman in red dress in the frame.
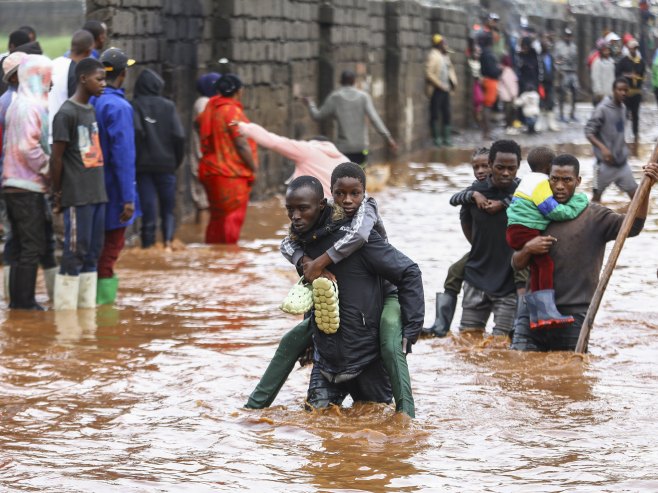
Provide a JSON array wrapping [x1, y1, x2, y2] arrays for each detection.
[[197, 74, 257, 243]]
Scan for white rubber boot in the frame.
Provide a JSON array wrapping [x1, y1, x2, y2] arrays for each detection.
[[78, 272, 97, 309], [54, 274, 80, 311], [547, 111, 561, 131], [44, 267, 58, 301], [3, 265, 10, 302], [535, 111, 546, 133]]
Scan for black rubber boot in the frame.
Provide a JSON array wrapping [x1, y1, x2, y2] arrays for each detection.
[[422, 292, 457, 337], [525, 290, 573, 330], [9, 264, 44, 311]]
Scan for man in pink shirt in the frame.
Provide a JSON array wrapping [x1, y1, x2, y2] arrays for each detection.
[[235, 121, 347, 198]]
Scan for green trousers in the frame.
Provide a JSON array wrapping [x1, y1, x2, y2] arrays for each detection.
[[245, 294, 415, 417]]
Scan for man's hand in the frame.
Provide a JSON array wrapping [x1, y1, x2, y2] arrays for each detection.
[[303, 257, 326, 282], [473, 191, 489, 210], [120, 202, 135, 223], [600, 145, 613, 164], [523, 235, 557, 255], [388, 137, 399, 154], [643, 162, 658, 184], [485, 200, 505, 215], [52, 192, 62, 214]]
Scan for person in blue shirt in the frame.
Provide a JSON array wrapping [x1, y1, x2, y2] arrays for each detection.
[[92, 48, 140, 305]]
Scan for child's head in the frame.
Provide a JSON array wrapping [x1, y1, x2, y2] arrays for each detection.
[[330, 162, 366, 217], [75, 57, 106, 97], [286, 176, 325, 234], [527, 146, 556, 174], [471, 147, 490, 181]]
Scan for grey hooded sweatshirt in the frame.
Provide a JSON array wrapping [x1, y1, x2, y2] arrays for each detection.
[[585, 96, 629, 167]]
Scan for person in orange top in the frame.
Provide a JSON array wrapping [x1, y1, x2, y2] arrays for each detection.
[[197, 73, 257, 244]]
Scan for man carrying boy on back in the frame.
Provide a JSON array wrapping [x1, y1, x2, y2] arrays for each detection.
[[283, 172, 423, 410], [50, 58, 108, 310]]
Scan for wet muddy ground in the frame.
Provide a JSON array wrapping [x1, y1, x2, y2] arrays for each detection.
[[2, 108, 658, 491]]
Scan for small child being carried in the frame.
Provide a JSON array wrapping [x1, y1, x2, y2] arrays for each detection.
[[506, 147, 588, 329]]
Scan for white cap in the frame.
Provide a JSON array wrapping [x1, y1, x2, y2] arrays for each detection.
[[605, 32, 621, 42]]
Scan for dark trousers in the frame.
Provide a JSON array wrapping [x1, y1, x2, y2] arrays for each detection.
[[511, 301, 585, 352], [98, 227, 126, 279], [507, 225, 554, 291], [137, 172, 176, 248], [306, 359, 392, 410], [4, 191, 46, 267], [3, 194, 56, 268], [625, 94, 641, 138], [541, 82, 555, 112], [61, 203, 106, 276], [344, 151, 368, 167], [430, 88, 451, 127]]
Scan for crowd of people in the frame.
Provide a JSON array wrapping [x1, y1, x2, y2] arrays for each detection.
[[2, 16, 658, 417], [426, 12, 658, 149]]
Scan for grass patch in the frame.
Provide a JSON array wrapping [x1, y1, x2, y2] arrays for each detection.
[[1, 35, 70, 59]]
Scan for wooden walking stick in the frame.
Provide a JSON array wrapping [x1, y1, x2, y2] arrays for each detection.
[[575, 146, 657, 353]]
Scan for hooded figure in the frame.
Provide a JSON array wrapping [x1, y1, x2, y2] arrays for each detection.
[[132, 68, 184, 250], [2, 54, 53, 311]]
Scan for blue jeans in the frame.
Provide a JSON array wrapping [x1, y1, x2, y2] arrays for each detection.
[[137, 172, 176, 247], [60, 203, 106, 276]]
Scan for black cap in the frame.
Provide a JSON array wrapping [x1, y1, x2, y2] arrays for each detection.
[[100, 47, 135, 73]]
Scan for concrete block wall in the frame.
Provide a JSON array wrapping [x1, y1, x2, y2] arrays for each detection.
[[85, 0, 640, 207]]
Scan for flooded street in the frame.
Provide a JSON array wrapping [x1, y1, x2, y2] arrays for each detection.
[[1, 150, 658, 492]]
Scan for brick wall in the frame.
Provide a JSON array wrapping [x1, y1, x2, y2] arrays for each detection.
[[84, 0, 639, 210]]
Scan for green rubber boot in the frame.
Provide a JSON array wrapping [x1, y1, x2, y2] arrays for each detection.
[[442, 124, 453, 147], [431, 121, 442, 147], [96, 276, 118, 306]]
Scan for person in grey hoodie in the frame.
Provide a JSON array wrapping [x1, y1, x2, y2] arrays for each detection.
[[304, 70, 397, 166], [585, 77, 638, 203], [132, 68, 185, 250]]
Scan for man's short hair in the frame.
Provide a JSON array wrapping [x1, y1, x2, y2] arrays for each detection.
[[19, 26, 37, 40], [330, 162, 366, 190], [288, 175, 324, 199], [82, 20, 107, 41], [551, 153, 580, 176], [471, 146, 490, 159], [527, 146, 556, 173], [71, 30, 95, 56], [340, 70, 356, 86], [489, 139, 521, 165], [74, 57, 104, 80], [613, 76, 629, 90], [8, 30, 30, 50]]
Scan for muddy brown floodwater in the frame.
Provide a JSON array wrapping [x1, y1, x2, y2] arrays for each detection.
[[1, 150, 658, 492]]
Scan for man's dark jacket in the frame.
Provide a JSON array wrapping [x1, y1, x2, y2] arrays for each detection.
[[298, 208, 424, 377]]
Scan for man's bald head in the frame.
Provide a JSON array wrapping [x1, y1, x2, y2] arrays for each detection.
[[70, 30, 94, 57]]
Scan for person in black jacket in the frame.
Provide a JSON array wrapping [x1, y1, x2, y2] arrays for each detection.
[[285, 175, 424, 410], [615, 39, 645, 151], [132, 69, 185, 250]]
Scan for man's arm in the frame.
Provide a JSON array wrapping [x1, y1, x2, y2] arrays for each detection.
[[306, 94, 335, 121], [364, 94, 396, 151], [361, 234, 424, 351], [585, 107, 613, 164], [234, 136, 256, 172], [50, 141, 66, 212], [511, 235, 557, 271], [106, 104, 136, 222], [237, 121, 307, 162]]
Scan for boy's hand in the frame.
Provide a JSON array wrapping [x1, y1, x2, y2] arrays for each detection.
[[473, 191, 488, 210], [120, 202, 135, 223], [485, 200, 505, 215], [600, 145, 613, 164]]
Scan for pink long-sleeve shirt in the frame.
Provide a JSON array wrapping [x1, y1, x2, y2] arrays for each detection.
[[237, 122, 347, 198]]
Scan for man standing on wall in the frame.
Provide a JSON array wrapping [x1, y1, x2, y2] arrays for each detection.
[[305, 70, 397, 167], [425, 34, 458, 147]]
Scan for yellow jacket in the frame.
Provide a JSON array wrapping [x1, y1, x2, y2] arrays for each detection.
[[425, 48, 457, 97]]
